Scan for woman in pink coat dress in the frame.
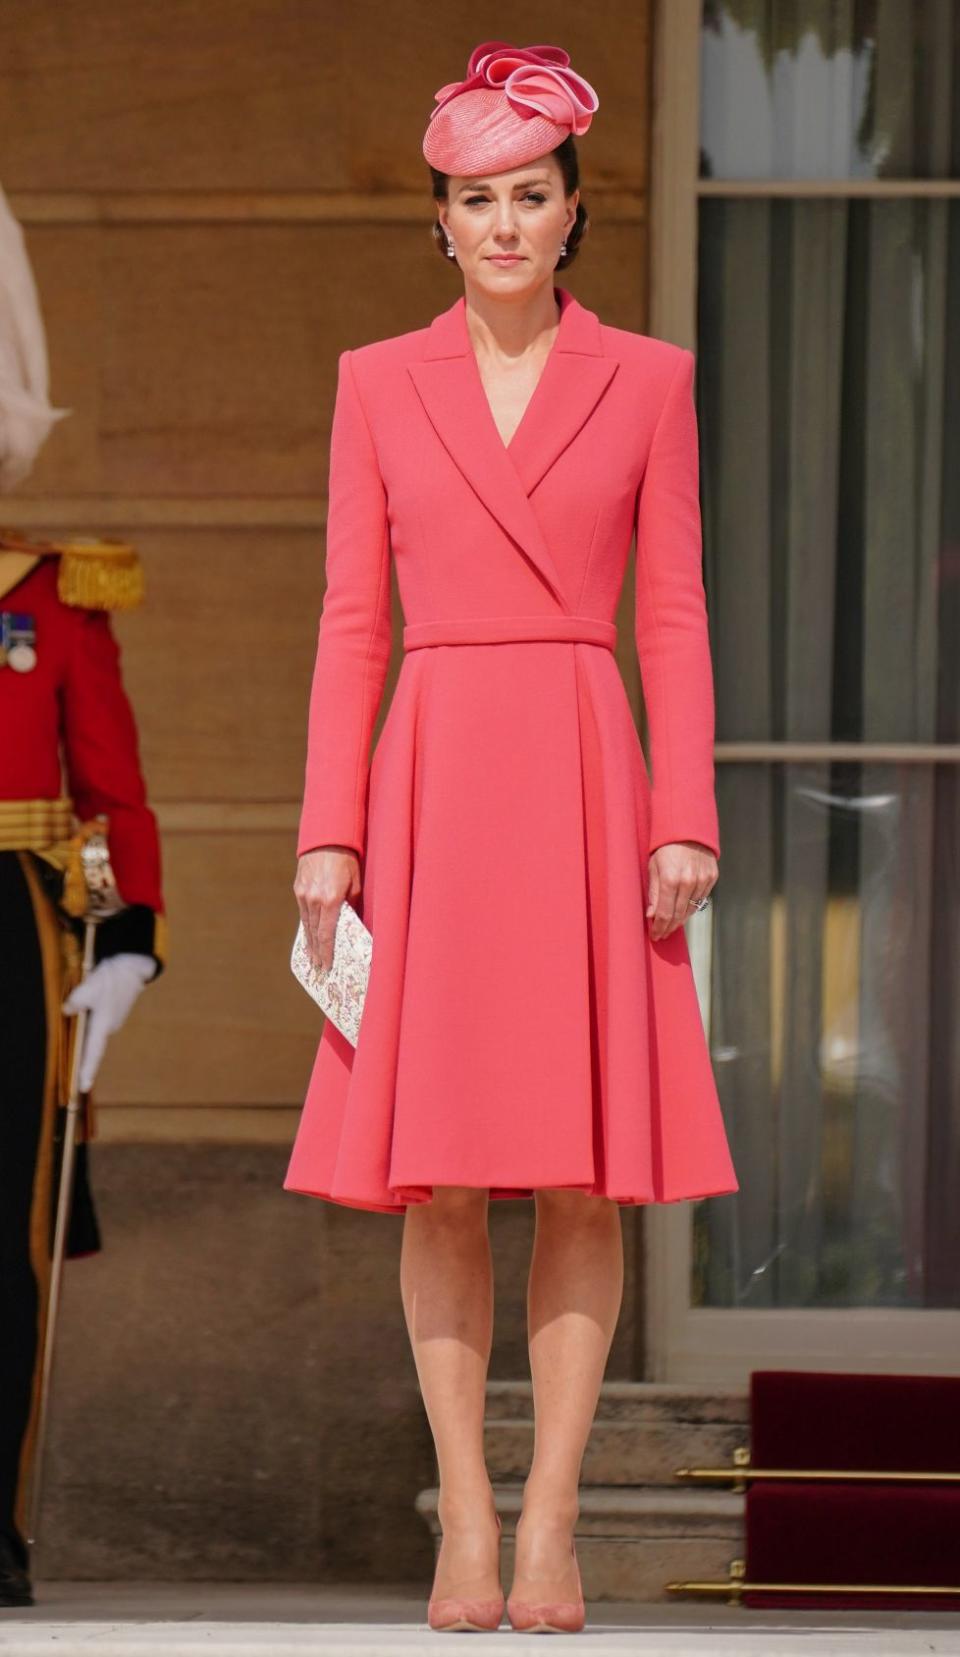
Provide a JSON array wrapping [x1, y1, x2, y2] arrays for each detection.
[[289, 41, 739, 1635]]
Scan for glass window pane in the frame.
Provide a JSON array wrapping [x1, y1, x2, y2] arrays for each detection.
[[693, 189, 960, 1310], [692, 760, 960, 1310], [696, 197, 960, 746], [701, 1, 960, 180]]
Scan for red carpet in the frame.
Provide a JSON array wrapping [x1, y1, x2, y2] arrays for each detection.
[[742, 1371, 960, 1610]]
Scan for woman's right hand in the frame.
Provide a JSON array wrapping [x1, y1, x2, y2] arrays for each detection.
[[294, 846, 362, 972]]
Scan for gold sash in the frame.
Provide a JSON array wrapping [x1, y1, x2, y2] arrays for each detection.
[[0, 798, 97, 918]]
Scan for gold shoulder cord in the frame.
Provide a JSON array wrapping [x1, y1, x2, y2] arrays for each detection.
[[51, 537, 144, 612], [0, 529, 144, 611]]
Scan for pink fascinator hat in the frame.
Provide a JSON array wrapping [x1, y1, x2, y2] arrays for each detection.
[[422, 40, 599, 176]]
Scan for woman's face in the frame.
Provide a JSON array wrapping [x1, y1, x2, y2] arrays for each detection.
[[439, 153, 577, 297]]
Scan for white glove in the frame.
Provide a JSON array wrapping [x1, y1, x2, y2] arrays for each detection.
[[62, 952, 157, 1092]]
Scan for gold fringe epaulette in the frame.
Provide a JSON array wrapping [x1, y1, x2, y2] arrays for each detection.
[[51, 537, 145, 612], [0, 529, 144, 611]]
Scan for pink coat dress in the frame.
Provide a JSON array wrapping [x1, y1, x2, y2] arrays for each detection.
[[284, 283, 739, 1213]]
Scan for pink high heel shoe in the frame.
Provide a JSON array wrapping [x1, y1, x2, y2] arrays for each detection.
[[506, 1515, 585, 1634], [428, 1511, 505, 1632]]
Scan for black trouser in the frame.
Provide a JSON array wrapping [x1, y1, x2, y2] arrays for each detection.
[[0, 852, 98, 1567]]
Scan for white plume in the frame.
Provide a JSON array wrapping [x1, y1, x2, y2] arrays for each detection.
[[0, 181, 71, 492]]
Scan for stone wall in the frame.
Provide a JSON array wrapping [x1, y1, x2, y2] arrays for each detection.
[[3, 0, 654, 1582]]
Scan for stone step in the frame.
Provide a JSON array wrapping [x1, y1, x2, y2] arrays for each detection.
[[415, 1482, 745, 1602], [484, 1380, 749, 1487], [485, 1379, 750, 1425]]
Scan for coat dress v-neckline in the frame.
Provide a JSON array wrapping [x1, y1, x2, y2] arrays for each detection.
[[463, 295, 564, 454], [405, 285, 621, 615]]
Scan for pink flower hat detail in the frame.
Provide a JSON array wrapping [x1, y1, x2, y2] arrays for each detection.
[[422, 40, 599, 176]]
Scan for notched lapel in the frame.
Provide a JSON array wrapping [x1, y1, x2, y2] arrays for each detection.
[[406, 288, 618, 615], [407, 355, 571, 609], [508, 354, 619, 498]]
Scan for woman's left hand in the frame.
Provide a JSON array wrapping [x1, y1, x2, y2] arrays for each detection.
[[646, 841, 718, 941]]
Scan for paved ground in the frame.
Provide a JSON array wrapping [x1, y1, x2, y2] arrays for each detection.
[[2, 1585, 960, 1654]]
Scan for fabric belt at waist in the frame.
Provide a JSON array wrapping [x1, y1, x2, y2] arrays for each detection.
[[402, 616, 617, 651], [0, 795, 74, 853]]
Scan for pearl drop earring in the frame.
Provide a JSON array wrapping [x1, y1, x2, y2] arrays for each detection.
[[446, 237, 455, 258], [560, 239, 568, 256]]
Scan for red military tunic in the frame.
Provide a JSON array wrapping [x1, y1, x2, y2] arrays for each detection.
[[0, 547, 165, 964], [0, 536, 164, 1577]]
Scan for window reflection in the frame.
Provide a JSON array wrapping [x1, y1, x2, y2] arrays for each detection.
[[693, 761, 959, 1311], [700, 1, 960, 180], [696, 197, 958, 748]]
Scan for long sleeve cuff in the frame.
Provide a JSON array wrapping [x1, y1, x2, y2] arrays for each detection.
[[94, 904, 168, 977]]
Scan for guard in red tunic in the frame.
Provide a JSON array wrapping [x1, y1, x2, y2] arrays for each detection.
[[0, 529, 166, 1606]]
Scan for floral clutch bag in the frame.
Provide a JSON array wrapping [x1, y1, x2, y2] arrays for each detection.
[[290, 900, 373, 1047]]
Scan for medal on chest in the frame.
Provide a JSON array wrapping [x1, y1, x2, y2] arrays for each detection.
[[0, 612, 38, 672]]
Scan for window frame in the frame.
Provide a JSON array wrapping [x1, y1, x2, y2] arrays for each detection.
[[643, 0, 960, 1383]]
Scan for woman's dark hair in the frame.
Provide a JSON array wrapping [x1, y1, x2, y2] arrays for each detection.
[[427, 134, 589, 270]]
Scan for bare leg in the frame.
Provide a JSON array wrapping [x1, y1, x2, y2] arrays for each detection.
[[511, 1190, 624, 1599], [400, 1185, 501, 1599]]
